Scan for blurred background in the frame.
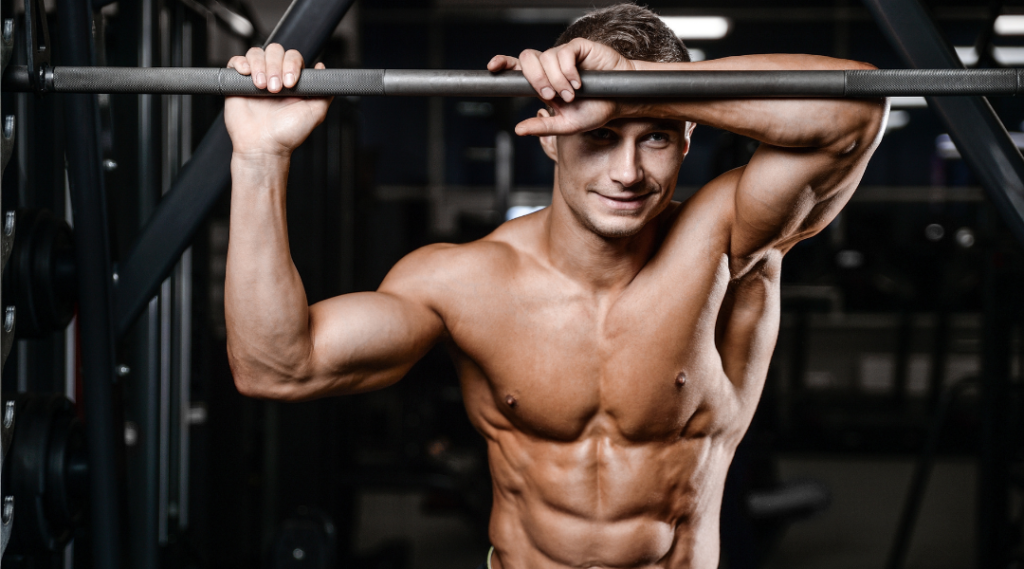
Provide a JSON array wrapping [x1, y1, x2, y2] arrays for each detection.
[[1, 0, 1023, 568]]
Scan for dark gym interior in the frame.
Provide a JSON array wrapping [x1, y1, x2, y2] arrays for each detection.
[[1, 0, 1023, 568]]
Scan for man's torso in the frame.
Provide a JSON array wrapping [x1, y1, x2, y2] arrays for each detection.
[[417, 182, 781, 569]]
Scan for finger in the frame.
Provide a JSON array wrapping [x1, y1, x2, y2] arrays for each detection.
[[282, 49, 305, 88], [557, 46, 582, 91], [487, 55, 521, 71], [315, 62, 326, 70], [227, 55, 251, 75], [246, 46, 267, 88], [518, 49, 556, 101], [515, 115, 564, 137], [265, 43, 285, 93], [540, 49, 575, 102]]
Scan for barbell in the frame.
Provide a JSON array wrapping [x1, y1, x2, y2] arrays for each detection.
[[3, 65, 1024, 98]]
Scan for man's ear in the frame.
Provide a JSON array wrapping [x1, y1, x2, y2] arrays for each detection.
[[680, 121, 696, 158], [536, 108, 558, 162]]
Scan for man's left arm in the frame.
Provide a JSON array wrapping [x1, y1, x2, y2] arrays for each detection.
[[637, 55, 888, 271], [494, 43, 889, 272]]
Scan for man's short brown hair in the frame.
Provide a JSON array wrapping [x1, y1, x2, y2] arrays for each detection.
[[555, 3, 691, 63]]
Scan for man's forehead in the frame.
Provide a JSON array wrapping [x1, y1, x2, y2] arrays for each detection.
[[601, 117, 687, 133]]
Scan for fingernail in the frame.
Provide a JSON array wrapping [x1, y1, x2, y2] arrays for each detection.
[[561, 90, 572, 102], [571, 80, 581, 89], [541, 87, 555, 99], [256, 72, 266, 87], [269, 76, 281, 91], [285, 73, 295, 87]]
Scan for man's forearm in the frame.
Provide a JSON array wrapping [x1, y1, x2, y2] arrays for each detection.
[[225, 153, 313, 394], [630, 54, 885, 150]]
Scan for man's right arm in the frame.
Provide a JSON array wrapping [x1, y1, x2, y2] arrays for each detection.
[[225, 46, 445, 401]]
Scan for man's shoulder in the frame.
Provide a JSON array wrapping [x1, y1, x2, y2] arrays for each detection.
[[400, 239, 518, 275], [662, 172, 740, 238], [381, 227, 531, 298]]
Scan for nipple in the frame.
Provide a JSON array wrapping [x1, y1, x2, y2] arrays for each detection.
[[675, 372, 688, 387], [505, 394, 518, 408]]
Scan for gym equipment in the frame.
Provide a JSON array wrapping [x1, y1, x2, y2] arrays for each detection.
[[268, 508, 337, 569], [3, 394, 87, 554], [0, 14, 17, 562], [8, 209, 76, 339], [864, 2, 1024, 567], [4, 65, 1024, 98]]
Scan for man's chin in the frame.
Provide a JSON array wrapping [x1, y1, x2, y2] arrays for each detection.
[[581, 213, 649, 239]]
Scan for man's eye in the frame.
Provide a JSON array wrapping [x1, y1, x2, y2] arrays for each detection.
[[589, 128, 614, 140], [648, 132, 669, 142]]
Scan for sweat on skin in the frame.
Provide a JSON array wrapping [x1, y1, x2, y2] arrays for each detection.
[[223, 33, 887, 569]]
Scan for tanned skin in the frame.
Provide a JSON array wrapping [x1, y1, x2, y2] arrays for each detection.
[[224, 38, 887, 569]]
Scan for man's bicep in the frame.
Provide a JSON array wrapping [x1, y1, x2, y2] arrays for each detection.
[[303, 243, 454, 395], [305, 289, 445, 395]]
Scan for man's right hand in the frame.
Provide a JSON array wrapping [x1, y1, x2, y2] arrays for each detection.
[[487, 38, 636, 137], [224, 44, 332, 157]]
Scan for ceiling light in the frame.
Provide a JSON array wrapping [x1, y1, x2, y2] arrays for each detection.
[[659, 16, 731, 40], [885, 110, 910, 133], [889, 96, 927, 108], [954, 46, 978, 66], [994, 47, 1024, 65], [506, 205, 545, 221], [937, 132, 1024, 160], [952, 45, 1024, 66], [994, 15, 1024, 35]]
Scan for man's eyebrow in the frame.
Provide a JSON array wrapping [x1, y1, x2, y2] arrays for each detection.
[[648, 120, 685, 132]]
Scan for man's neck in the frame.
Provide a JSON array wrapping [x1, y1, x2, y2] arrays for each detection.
[[543, 191, 661, 293]]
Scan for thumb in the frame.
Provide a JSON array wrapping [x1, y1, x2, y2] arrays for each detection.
[[515, 115, 572, 137], [306, 96, 334, 119]]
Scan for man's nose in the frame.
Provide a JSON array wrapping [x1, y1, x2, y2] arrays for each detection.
[[609, 143, 644, 188]]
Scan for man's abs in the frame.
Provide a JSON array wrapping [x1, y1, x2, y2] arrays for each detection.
[[484, 425, 735, 569]]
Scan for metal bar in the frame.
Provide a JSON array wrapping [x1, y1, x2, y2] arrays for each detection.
[[863, 0, 1024, 247], [54, 0, 123, 567], [4, 66, 1024, 97], [111, 0, 357, 340], [976, 218, 1014, 569]]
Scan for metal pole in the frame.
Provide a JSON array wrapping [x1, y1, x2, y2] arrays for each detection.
[[884, 379, 975, 569], [53, 0, 122, 567], [5, 66, 1024, 97], [976, 212, 1013, 569]]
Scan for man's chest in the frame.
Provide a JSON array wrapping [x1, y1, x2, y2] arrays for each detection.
[[444, 261, 744, 442]]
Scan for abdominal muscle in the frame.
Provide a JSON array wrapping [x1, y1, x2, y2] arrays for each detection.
[[485, 425, 734, 569]]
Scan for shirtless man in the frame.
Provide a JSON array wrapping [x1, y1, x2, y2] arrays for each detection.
[[223, 4, 887, 568]]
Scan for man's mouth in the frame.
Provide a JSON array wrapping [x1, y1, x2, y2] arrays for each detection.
[[594, 191, 654, 211]]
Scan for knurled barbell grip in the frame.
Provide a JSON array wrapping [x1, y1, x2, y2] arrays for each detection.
[[843, 68, 1022, 97], [4, 65, 1024, 97]]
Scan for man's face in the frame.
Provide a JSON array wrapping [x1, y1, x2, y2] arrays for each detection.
[[545, 117, 693, 239]]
